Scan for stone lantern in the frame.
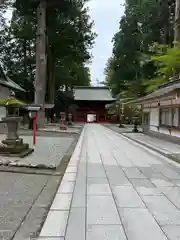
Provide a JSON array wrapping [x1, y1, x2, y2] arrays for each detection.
[[0, 95, 34, 157], [67, 113, 73, 125], [116, 103, 125, 128], [132, 116, 139, 133]]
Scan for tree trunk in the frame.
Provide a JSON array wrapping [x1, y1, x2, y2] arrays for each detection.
[[46, 50, 55, 104], [46, 8, 55, 105], [34, 1, 47, 127], [27, 42, 34, 82], [174, 0, 180, 44], [23, 39, 27, 77]]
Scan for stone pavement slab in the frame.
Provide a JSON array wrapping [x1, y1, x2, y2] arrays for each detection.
[[112, 186, 145, 208], [38, 124, 180, 240], [142, 195, 180, 225], [57, 180, 75, 194], [161, 186, 180, 209], [86, 225, 127, 240], [162, 225, 180, 240], [87, 195, 121, 225], [87, 181, 111, 195], [123, 167, 146, 179], [65, 207, 86, 240], [39, 210, 69, 237], [119, 208, 167, 240], [50, 193, 72, 210]]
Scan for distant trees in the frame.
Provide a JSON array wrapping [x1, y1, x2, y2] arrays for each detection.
[[0, 0, 96, 103], [105, 0, 177, 99]]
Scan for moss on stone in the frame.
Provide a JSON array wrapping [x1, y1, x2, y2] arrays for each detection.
[[0, 97, 25, 106]]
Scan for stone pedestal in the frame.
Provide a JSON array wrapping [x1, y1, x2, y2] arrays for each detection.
[[0, 117, 34, 157], [67, 113, 73, 126], [118, 121, 125, 128], [132, 119, 139, 133], [60, 112, 67, 130]]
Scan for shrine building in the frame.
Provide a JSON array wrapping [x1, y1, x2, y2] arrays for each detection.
[[73, 86, 114, 123]]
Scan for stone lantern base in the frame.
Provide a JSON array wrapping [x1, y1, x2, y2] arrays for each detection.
[[0, 117, 34, 157], [67, 113, 73, 126], [60, 112, 67, 130], [132, 118, 139, 133], [118, 123, 125, 128], [60, 125, 67, 130]]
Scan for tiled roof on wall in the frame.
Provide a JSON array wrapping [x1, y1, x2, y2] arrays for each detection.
[[73, 86, 114, 101]]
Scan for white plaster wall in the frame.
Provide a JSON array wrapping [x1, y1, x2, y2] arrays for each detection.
[[0, 85, 10, 120], [0, 85, 10, 100], [0, 107, 6, 119], [150, 108, 159, 126], [143, 107, 150, 112], [144, 103, 180, 139], [168, 109, 172, 126], [173, 108, 179, 126]]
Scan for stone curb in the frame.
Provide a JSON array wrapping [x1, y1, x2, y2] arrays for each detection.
[[0, 127, 82, 171], [120, 133, 180, 165], [1, 162, 57, 170], [0, 165, 54, 175], [38, 126, 85, 239], [103, 124, 180, 166], [19, 130, 78, 136], [38, 129, 78, 134]]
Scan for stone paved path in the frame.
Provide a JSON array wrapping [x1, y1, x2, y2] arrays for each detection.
[[38, 124, 180, 240]]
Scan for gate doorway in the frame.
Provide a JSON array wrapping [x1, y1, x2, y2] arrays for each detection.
[[87, 113, 96, 123]]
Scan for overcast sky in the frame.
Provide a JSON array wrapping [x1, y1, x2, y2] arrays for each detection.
[[87, 0, 125, 85], [4, 0, 125, 86]]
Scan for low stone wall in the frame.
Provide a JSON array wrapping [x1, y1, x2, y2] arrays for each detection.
[[146, 129, 180, 145]]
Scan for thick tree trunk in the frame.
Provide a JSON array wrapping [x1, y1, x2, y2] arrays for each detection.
[[34, 1, 47, 127], [27, 42, 34, 82], [46, 50, 55, 104], [46, 9, 55, 105], [174, 0, 180, 44], [46, 19, 55, 105], [23, 39, 27, 77]]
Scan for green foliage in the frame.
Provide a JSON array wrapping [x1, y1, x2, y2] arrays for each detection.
[[0, 0, 95, 102], [0, 96, 25, 106], [151, 44, 180, 78], [104, 0, 176, 100], [141, 43, 180, 92], [142, 76, 166, 93]]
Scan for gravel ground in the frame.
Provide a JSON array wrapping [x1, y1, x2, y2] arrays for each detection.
[[0, 135, 74, 168], [0, 131, 80, 240], [0, 172, 50, 240]]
